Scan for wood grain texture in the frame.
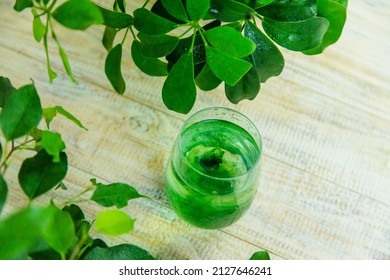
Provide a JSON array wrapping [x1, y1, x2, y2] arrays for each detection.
[[0, 0, 389, 259]]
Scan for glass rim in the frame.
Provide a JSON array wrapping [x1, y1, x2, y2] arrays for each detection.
[[178, 107, 263, 182]]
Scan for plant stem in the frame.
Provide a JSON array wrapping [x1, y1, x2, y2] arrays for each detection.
[[198, 27, 209, 47], [69, 233, 90, 260], [179, 26, 194, 39], [142, 0, 151, 9], [189, 29, 197, 52], [62, 184, 96, 207], [121, 27, 130, 45], [129, 26, 137, 40], [1, 140, 14, 175]]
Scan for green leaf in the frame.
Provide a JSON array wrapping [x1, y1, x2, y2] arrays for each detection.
[[304, 0, 348, 54], [0, 76, 16, 108], [131, 41, 168, 76], [186, 0, 210, 21], [18, 150, 68, 200], [152, 0, 186, 24], [166, 34, 206, 65], [244, 21, 284, 82], [42, 205, 75, 257], [207, 0, 255, 22], [133, 8, 178, 35], [116, 0, 126, 13], [250, 251, 271, 260], [59, 47, 77, 83], [95, 210, 135, 236], [32, 9, 46, 42], [36, 131, 66, 163], [0, 207, 53, 259], [0, 83, 42, 140], [205, 26, 255, 58], [42, 106, 87, 130], [91, 181, 146, 208], [195, 63, 222, 91], [13, 0, 33, 12], [0, 174, 7, 214], [225, 61, 260, 103], [262, 17, 329, 51], [83, 244, 155, 260], [53, 0, 104, 30], [97, 5, 133, 29], [257, 0, 317, 21], [29, 127, 43, 141], [105, 44, 126, 94], [162, 52, 196, 114], [161, 0, 189, 22], [206, 46, 252, 86], [56, 106, 88, 130], [138, 33, 179, 58], [43, 35, 57, 83], [62, 204, 85, 234], [102, 27, 117, 51], [237, 0, 276, 8]]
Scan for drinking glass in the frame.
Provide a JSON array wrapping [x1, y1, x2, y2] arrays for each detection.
[[165, 107, 262, 229]]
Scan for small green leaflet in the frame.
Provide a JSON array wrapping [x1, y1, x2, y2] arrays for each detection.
[[95, 210, 135, 236], [131, 41, 169, 76], [97, 5, 133, 29], [18, 150, 68, 200], [257, 0, 317, 21], [53, 0, 104, 30], [91, 181, 147, 208], [13, 0, 33, 12], [244, 21, 284, 82], [249, 251, 271, 260], [262, 17, 330, 51], [162, 52, 196, 114], [31, 9, 46, 42], [304, 0, 348, 54], [0, 76, 16, 108], [43, 35, 57, 83], [206, 46, 252, 86], [83, 244, 155, 260], [42, 205, 75, 257], [186, 0, 210, 21], [205, 26, 255, 58], [105, 44, 126, 94], [36, 131, 66, 163], [138, 33, 179, 58], [102, 27, 117, 51], [42, 106, 88, 130], [206, 0, 255, 22], [0, 174, 7, 214], [225, 62, 260, 104], [195, 63, 222, 91], [58, 47, 77, 83], [133, 8, 178, 35], [161, 0, 189, 22], [0, 83, 42, 140], [250, 251, 271, 260], [62, 204, 86, 234], [115, 0, 126, 13]]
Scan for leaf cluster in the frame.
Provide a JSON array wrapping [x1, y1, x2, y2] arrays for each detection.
[[13, 0, 348, 114], [0, 76, 153, 260]]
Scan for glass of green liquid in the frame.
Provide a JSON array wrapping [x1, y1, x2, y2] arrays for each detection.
[[165, 107, 262, 229]]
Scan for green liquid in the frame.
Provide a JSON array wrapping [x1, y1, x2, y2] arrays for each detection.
[[165, 119, 260, 229]]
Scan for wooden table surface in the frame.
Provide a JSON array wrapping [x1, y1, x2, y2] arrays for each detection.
[[1, 0, 389, 260]]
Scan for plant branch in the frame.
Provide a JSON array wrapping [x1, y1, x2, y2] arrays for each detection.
[[62, 184, 96, 207]]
